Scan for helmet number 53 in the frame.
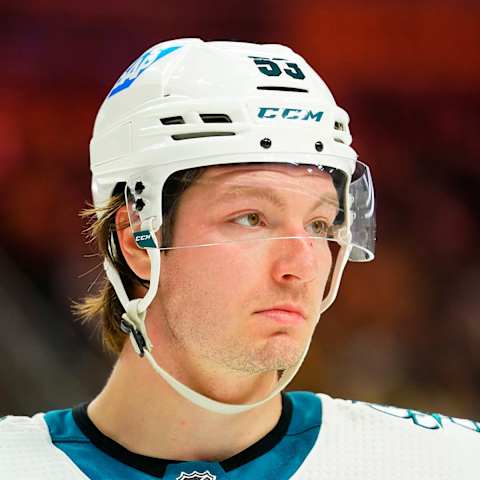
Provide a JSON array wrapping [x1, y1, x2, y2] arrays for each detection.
[[249, 57, 306, 80]]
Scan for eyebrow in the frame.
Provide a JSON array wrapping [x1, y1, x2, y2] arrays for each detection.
[[217, 185, 340, 212]]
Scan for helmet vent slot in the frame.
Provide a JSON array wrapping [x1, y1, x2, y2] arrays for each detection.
[[257, 86, 309, 93], [200, 114, 232, 123], [172, 132, 236, 140], [334, 138, 345, 144], [160, 116, 185, 125], [334, 121, 345, 131]]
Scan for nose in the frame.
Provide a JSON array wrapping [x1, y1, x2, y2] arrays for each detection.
[[269, 234, 331, 285]]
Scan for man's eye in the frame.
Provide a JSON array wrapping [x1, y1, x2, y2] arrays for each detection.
[[307, 219, 331, 236], [233, 212, 263, 227]]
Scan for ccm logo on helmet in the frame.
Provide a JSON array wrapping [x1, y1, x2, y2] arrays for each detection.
[[108, 45, 182, 98], [258, 107, 324, 122]]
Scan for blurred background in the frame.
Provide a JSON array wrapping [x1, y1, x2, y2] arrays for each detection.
[[1, 0, 479, 419]]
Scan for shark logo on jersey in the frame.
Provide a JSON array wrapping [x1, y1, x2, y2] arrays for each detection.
[[108, 45, 182, 97], [176, 472, 216, 480]]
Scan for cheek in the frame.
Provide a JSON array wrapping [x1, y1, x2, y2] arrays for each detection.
[[157, 247, 261, 345], [160, 246, 258, 306]]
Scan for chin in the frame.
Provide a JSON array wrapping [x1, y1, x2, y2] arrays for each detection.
[[255, 337, 305, 371]]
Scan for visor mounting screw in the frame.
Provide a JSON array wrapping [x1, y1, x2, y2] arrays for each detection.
[[135, 181, 145, 194], [135, 199, 145, 211], [260, 138, 272, 149], [315, 141, 324, 152]]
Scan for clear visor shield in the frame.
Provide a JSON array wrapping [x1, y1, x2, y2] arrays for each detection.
[[126, 161, 375, 262]]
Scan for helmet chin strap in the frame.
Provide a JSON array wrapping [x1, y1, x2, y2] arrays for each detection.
[[104, 231, 351, 415]]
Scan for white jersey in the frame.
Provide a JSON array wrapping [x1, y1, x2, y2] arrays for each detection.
[[0, 391, 478, 479], [293, 394, 478, 479]]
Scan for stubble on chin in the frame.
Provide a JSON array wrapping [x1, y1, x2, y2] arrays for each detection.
[[205, 332, 307, 376]]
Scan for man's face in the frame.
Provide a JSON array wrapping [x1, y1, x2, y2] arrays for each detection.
[[154, 163, 338, 376]]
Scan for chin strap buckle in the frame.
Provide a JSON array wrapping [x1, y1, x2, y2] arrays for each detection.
[[120, 317, 147, 357], [120, 299, 149, 357]]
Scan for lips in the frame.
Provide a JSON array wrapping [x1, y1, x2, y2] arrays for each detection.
[[262, 304, 306, 318], [254, 304, 306, 324]]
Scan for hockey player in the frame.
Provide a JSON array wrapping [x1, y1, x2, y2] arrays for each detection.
[[0, 39, 478, 479]]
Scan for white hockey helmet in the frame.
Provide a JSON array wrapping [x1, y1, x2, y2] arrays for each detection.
[[90, 38, 375, 414]]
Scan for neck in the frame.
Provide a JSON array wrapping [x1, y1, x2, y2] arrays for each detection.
[[87, 343, 282, 461]]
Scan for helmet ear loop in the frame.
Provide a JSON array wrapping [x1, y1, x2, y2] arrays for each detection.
[[104, 218, 160, 357], [125, 218, 161, 355], [118, 244, 159, 356]]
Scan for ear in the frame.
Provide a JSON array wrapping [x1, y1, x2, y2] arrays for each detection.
[[115, 206, 151, 280]]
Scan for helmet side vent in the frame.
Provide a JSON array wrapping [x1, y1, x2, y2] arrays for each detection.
[[160, 116, 186, 125], [334, 121, 347, 143], [172, 132, 236, 141], [200, 114, 232, 123], [257, 86, 309, 93]]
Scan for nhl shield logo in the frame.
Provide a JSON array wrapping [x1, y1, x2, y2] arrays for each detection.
[[176, 471, 216, 480]]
